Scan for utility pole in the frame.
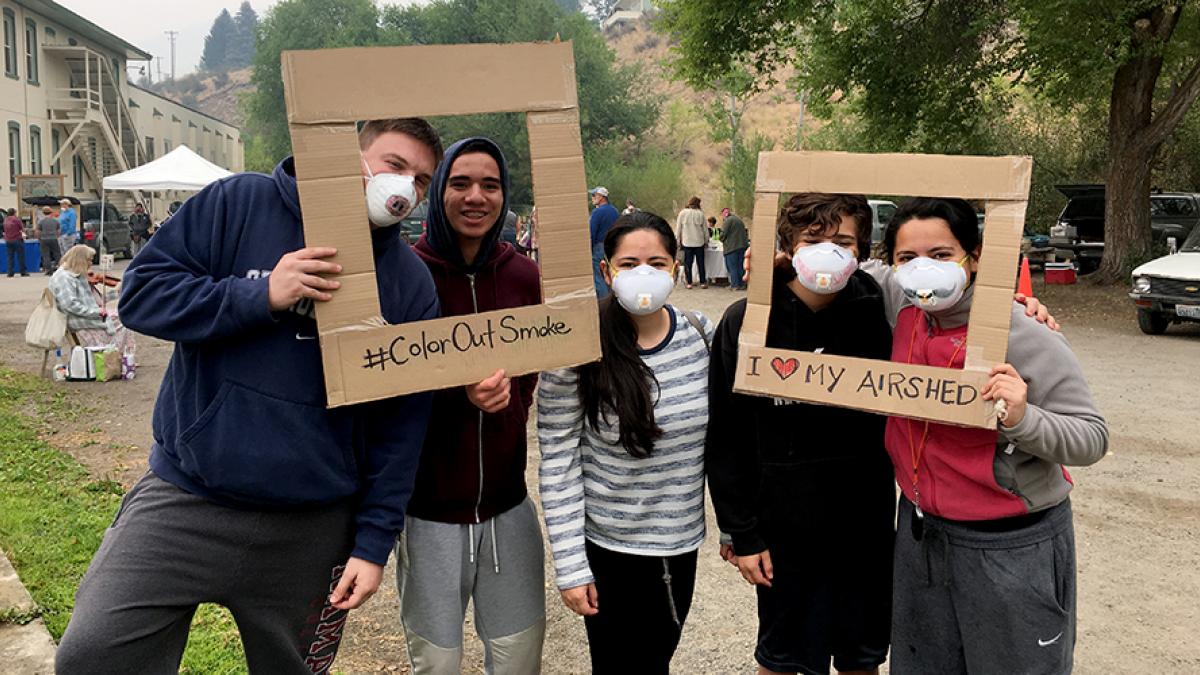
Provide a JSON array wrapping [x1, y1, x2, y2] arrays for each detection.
[[796, 89, 807, 150], [164, 30, 178, 80], [155, 56, 164, 83]]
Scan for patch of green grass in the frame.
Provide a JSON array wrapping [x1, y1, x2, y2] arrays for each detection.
[[0, 368, 246, 672]]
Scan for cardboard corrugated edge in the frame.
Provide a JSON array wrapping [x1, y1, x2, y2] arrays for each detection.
[[283, 42, 578, 124], [281, 42, 600, 408], [734, 151, 1033, 429]]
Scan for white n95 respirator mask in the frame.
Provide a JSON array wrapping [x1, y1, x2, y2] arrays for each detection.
[[610, 264, 675, 315], [363, 160, 418, 227], [791, 242, 858, 294], [894, 256, 970, 312]]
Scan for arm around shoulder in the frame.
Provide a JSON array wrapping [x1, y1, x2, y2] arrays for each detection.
[[1001, 308, 1108, 467]]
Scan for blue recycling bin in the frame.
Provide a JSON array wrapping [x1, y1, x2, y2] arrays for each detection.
[[0, 241, 41, 274]]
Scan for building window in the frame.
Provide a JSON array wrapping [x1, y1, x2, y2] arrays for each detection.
[[24, 19, 37, 84], [163, 138, 171, 154], [50, 129, 61, 175], [88, 137, 98, 173], [145, 136, 154, 161], [8, 122, 21, 188], [73, 155, 83, 192], [3, 10, 16, 79], [29, 126, 41, 174]]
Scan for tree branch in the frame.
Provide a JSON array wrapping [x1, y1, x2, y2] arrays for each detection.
[[1145, 55, 1200, 147]]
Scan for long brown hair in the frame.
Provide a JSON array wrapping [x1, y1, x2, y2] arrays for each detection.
[[577, 212, 679, 458]]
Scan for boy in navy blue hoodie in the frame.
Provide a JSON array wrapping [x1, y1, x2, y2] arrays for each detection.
[[56, 119, 444, 675]]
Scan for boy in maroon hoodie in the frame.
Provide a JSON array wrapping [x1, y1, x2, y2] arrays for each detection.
[[398, 137, 544, 674]]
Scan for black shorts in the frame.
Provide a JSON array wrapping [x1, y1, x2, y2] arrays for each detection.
[[754, 500, 895, 674]]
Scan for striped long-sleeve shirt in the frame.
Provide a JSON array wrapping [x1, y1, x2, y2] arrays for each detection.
[[537, 306, 713, 590]]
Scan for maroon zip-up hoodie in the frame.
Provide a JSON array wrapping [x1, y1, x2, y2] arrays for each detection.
[[406, 137, 541, 524]]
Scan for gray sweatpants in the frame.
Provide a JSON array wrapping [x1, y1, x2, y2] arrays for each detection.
[[397, 498, 546, 674], [892, 497, 1077, 675], [57, 471, 357, 674]]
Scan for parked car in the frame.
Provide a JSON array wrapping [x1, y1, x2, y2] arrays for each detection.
[[1050, 184, 1200, 273], [79, 201, 132, 259], [399, 200, 428, 244], [868, 199, 897, 251], [1129, 224, 1200, 334]]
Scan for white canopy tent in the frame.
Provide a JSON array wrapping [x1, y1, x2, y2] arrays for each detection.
[[97, 145, 234, 256]]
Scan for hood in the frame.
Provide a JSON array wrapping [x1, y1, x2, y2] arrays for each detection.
[[1132, 251, 1200, 281], [273, 157, 303, 221], [425, 137, 510, 273], [274, 156, 400, 253]]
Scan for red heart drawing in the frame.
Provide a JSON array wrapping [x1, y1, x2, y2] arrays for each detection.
[[771, 357, 800, 381]]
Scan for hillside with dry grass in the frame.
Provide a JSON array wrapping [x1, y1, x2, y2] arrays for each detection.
[[143, 67, 254, 128], [606, 18, 808, 210]]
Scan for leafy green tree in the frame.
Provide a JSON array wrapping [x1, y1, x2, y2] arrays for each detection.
[[243, 0, 381, 170], [230, 2, 260, 69], [200, 9, 236, 72], [659, 0, 1200, 280]]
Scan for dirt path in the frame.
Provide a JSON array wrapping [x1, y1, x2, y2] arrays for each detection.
[[1, 273, 1197, 673]]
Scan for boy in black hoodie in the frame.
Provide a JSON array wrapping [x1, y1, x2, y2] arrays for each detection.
[[56, 119, 443, 675], [397, 138, 545, 674], [707, 194, 895, 675]]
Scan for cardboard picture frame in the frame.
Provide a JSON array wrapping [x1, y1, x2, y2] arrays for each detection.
[[733, 151, 1033, 428], [282, 42, 600, 408]]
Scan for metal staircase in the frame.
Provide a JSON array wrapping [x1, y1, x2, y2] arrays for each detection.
[[43, 44, 147, 208]]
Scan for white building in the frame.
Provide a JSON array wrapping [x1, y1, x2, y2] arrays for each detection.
[[601, 0, 655, 31], [0, 0, 242, 217]]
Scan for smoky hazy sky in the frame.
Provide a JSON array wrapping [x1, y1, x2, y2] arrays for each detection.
[[59, 0, 425, 80]]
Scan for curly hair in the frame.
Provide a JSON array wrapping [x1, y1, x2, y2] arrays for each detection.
[[776, 193, 872, 261]]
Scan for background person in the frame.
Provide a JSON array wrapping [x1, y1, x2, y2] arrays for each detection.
[[676, 196, 708, 289], [590, 186, 620, 299], [48, 244, 136, 358], [880, 197, 1107, 674], [58, 199, 79, 251], [129, 203, 153, 255], [36, 206, 62, 274], [719, 207, 749, 291], [539, 212, 713, 674], [4, 208, 27, 277]]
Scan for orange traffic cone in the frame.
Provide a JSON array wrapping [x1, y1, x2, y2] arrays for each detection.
[[1017, 256, 1033, 297]]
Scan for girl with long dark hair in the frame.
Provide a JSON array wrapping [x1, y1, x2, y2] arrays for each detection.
[[538, 211, 713, 673], [880, 197, 1107, 673]]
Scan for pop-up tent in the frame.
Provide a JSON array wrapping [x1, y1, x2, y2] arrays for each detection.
[[97, 145, 234, 256], [102, 145, 233, 192]]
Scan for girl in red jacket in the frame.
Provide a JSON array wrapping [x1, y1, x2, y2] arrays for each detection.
[[881, 198, 1107, 674]]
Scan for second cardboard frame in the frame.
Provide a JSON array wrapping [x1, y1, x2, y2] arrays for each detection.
[[732, 151, 1033, 429], [282, 42, 601, 408]]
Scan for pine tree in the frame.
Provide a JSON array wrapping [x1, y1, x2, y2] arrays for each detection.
[[200, 9, 236, 72], [231, 2, 260, 69]]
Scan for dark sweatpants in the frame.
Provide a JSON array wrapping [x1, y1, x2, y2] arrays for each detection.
[[892, 497, 1077, 675], [583, 540, 698, 674], [57, 471, 357, 675]]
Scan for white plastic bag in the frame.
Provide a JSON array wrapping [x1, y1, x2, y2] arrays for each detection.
[[67, 346, 96, 381], [25, 288, 68, 349]]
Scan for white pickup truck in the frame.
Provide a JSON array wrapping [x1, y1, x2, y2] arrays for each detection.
[[1129, 225, 1200, 334]]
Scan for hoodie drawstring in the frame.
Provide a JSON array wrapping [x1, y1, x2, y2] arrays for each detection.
[[490, 518, 500, 574], [468, 523, 476, 564]]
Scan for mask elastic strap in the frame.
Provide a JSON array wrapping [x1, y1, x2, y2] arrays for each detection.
[[361, 157, 374, 179]]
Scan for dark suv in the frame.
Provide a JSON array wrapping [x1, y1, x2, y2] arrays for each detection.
[[79, 201, 133, 259], [1050, 185, 1200, 273]]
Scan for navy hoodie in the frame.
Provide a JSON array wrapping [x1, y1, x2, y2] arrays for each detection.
[[119, 157, 439, 565], [408, 137, 542, 524]]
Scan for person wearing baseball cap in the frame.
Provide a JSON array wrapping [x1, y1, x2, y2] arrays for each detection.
[[589, 187, 618, 299], [58, 199, 78, 252]]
